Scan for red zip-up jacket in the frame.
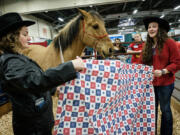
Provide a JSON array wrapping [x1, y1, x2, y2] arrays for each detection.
[[128, 42, 143, 64], [139, 38, 180, 86]]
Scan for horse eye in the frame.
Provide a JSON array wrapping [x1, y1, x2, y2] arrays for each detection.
[[93, 24, 99, 29]]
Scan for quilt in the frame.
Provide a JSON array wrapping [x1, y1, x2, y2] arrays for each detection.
[[53, 59, 155, 135]]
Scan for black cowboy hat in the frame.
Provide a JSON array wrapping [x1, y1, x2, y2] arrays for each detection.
[[143, 17, 170, 32], [0, 12, 35, 38]]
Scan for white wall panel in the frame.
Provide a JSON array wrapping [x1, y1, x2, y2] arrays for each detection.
[[22, 15, 53, 39], [175, 29, 180, 35], [38, 23, 51, 39], [22, 15, 39, 38]]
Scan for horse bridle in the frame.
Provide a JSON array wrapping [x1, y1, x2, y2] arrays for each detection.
[[82, 20, 108, 58], [82, 20, 108, 39], [59, 20, 109, 62]]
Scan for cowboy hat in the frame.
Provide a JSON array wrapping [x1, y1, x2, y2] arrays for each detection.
[[0, 12, 35, 38], [143, 17, 170, 32]]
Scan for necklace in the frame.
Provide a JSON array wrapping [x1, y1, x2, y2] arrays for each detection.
[[152, 43, 157, 49]]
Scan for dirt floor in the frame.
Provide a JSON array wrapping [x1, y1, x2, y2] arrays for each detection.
[[0, 96, 180, 135]]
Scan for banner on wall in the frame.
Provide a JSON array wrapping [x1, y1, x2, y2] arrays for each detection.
[[43, 27, 47, 37], [29, 37, 48, 47], [29, 41, 48, 47], [109, 34, 125, 42]]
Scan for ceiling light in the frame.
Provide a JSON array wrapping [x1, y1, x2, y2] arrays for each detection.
[[160, 14, 165, 18], [139, 28, 142, 31], [174, 5, 180, 10], [133, 9, 138, 14], [58, 17, 64, 22]]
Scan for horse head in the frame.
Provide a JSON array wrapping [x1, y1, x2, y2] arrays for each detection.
[[78, 9, 114, 58]]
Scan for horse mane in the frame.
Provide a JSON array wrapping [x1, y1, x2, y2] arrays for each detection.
[[53, 10, 103, 52]]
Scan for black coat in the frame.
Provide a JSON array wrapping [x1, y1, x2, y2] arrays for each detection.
[[0, 53, 77, 135]]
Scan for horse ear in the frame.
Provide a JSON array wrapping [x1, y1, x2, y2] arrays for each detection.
[[78, 9, 91, 19]]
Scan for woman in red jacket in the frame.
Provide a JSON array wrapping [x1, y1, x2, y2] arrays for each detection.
[[139, 17, 180, 135], [176, 41, 180, 51]]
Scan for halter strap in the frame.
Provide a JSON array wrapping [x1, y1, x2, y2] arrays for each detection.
[[82, 20, 108, 59], [82, 20, 108, 39], [58, 38, 64, 63]]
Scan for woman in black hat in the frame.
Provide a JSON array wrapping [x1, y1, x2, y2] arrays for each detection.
[[0, 12, 85, 135], [139, 17, 180, 135]]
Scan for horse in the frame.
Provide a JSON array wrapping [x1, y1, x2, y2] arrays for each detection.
[[23, 9, 114, 70]]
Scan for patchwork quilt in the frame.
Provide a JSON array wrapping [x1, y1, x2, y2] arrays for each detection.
[[53, 59, 155, 135]]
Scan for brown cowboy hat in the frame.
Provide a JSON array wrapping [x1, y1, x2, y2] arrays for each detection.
[[143, 17, 170, 32], [0, 12, 35, 38]]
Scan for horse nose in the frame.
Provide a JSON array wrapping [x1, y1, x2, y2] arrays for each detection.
[[109, 48, 113, 53]]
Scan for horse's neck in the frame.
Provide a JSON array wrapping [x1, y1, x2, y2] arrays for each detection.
[[24, 37, 85, 71], [38, 38, 85, 70], [22, 44, 60, 70], [41, 44, 62, 69], [63, 38, 85, 62]]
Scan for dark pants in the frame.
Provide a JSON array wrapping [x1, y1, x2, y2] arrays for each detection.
[[12, 109, 54, 135], [13, 115, 53, 135], [154, 83, 174, 135]]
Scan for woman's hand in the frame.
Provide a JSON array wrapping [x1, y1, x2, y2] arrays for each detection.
[[154, 69, 162, 77], [71, 56, 85, 71], [154, 69, 169, 77]]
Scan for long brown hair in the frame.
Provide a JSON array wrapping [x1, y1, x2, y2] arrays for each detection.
[[142, 27, 168, 65], [0, 28, 22, 54]]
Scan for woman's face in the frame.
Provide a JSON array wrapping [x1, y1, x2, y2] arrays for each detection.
[[19, 26, 31, 48], [134, 34, 142, 42], [115, 39, 120, 46], [148, 22, 159, 38]]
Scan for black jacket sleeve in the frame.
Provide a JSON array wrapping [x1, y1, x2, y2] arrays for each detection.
[[1, 55, 77, 93]]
